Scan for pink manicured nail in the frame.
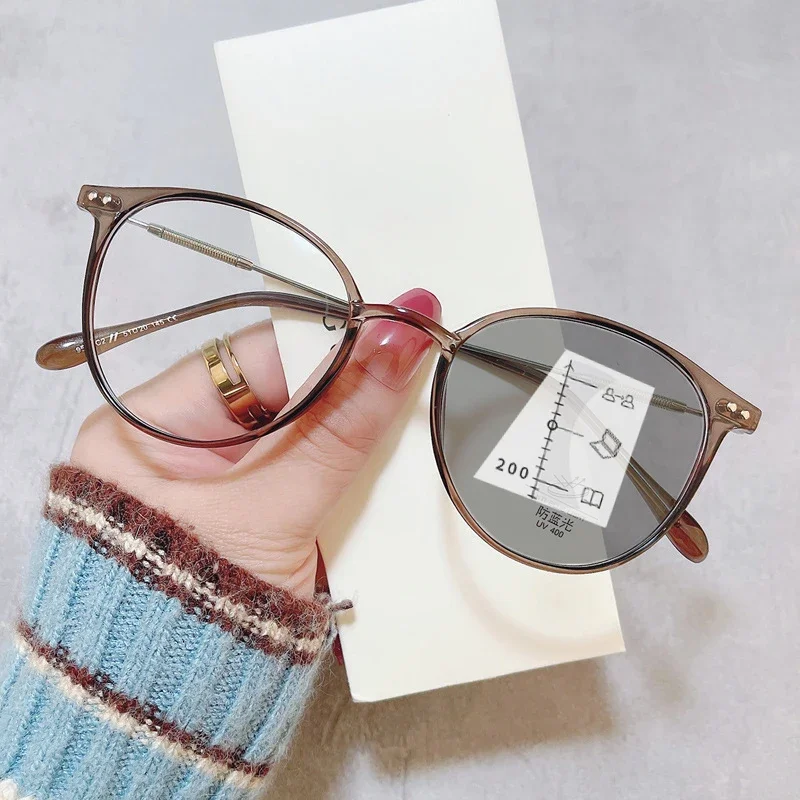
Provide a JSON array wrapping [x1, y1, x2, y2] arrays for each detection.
[[355, 288, 442, 390]]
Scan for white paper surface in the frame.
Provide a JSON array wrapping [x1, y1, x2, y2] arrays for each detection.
[[216, 0, 624, 702]]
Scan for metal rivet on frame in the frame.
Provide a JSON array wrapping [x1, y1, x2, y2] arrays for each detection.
[[719, 399, 751, 424]]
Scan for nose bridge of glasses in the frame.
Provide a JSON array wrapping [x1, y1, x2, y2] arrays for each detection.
[[355, 302, 459, 351]]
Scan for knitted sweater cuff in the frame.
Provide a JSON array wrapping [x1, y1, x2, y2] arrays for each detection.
[[0, 465, 336, 800]]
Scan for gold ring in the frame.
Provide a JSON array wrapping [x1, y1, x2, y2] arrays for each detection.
[[201, 334, 274, 430]]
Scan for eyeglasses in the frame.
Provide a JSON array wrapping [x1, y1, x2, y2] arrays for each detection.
[[36, 185, 761, 574]]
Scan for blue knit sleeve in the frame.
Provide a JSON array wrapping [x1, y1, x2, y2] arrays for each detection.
[[0, 466, 339, 800]]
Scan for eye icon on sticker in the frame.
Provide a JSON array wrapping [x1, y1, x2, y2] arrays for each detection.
[[474, 350, 654, 529]]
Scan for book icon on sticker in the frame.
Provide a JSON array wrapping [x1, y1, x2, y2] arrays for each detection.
[[590, 429, 622, 460]]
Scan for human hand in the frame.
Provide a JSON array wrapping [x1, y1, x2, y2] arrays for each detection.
[[71, 288, 441, 599]]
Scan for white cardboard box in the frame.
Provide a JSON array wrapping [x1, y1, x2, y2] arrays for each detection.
[[216, 0, 624, 702]]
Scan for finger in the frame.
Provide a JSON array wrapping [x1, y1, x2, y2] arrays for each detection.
[[118, 319, 289, 450], [231, 287, 442, 533]]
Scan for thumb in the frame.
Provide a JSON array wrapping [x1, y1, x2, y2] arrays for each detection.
[[232, 288, 441, 524]]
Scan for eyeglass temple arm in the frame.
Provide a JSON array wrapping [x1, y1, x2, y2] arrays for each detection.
[[127, 218, 349, 309], [34, 294, 700, 418], [462, 344, 704, 418], [83, 217, 709, 418], [36, 312, 701, 423], [34, 291, 345, 370], [626, 454, 708, 561]]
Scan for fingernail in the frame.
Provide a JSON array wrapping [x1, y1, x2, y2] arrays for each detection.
[[355, 288, 442, 390]]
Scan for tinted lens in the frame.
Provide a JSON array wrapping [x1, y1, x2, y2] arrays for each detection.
[[440, 316, 706, 568], [93, 199, 349, 443]]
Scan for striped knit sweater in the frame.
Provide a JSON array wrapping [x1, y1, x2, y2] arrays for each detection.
[[0, 466, 340, 799]]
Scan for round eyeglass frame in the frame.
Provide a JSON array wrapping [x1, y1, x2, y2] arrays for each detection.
[[42, 185, 761, 574]]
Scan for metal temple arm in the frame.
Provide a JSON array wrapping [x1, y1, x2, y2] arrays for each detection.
[[35, 294, 701, 418], [42, 215, 702, 413], [35, 291, 345, 370]]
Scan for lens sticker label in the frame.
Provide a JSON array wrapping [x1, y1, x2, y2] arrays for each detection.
[[474, 349, 655, 528]]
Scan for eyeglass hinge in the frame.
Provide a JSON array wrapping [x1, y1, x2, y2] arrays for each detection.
[[715, 399, 752, 425], [77, 187, 123, 214]]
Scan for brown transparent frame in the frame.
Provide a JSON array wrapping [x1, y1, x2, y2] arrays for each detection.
[[36, 185, 762, 574]]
